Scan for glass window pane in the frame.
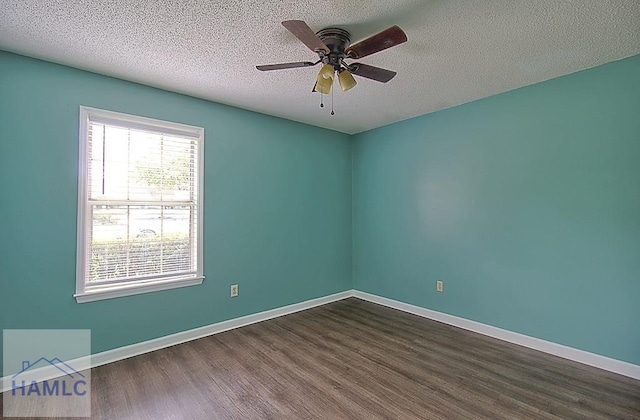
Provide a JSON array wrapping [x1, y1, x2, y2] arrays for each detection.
[[78, 107, 203, 300]]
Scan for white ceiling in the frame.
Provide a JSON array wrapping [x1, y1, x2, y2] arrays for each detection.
[[1, 1, 639, 134]]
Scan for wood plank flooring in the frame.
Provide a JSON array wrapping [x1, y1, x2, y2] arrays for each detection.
[[3, 298, 639, 419]]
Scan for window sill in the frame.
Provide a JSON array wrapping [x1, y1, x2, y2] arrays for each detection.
[[74, 276, 204, 303]]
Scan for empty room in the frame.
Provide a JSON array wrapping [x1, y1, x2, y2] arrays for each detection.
[[1, 1, 639, 418]]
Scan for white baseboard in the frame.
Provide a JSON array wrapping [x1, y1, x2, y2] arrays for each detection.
[[90, 290, 352, 368], [3, 288, 638, 393], [352, 290, 640, 381], [1, 290, 351, 393]]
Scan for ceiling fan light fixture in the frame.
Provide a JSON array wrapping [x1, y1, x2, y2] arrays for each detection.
[[338, 69, 357, 92]]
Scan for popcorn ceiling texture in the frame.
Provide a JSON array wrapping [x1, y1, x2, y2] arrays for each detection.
[[1, 0, 639, 133]]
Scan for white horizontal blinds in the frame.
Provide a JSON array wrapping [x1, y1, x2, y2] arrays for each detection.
[[86, 119, 199, 284]]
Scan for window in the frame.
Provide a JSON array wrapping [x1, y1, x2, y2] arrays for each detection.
[[75, 107, 204, 303]]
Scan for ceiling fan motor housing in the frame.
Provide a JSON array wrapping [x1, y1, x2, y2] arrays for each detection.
[[316, 28, 351, 70]]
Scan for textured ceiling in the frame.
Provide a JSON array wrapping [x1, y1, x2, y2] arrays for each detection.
[[1, 0, 639, 134]]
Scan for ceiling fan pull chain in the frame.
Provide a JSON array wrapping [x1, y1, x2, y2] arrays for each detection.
[[331, 76, 335, 116], [320, 93, 324, 108]]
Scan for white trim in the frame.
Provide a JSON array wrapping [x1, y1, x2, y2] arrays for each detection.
[[79, 106, 204, 138], [75, 106, 205, 303], [89, 290, 351, 368], [2, 290, 351, 393], [351, 290, 640, 381], [74, 276, 204, 303], [76, 106, 90, 301], [4, 289, 638, 393]]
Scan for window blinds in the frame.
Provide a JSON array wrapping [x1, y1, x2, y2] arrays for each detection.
[[84, 120, 200, 284]]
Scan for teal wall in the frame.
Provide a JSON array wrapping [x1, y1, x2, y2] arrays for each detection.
[[353, 55, 640, 365], [2, 51, 639, 374], [0, 52, 352, 374]]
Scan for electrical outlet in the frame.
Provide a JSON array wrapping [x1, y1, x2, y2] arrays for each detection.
[[230, 284, 238, 297], [436, 280, 444, 292]]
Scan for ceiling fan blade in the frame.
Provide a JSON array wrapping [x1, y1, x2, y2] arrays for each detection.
[[349, 63, 397, 83], [282, 20, 330, 54], [256, 61, 317, 71], [346, 26, 407, 59]]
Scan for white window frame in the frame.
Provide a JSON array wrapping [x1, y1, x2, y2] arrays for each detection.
[[75, 106, 204, 303]]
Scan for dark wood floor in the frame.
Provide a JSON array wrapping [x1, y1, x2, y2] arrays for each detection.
[[3, 298, 640, 419]]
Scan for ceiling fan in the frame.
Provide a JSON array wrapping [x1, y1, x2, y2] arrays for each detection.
[[256, 20, 407, 96]]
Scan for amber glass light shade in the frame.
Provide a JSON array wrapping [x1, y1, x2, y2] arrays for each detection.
[[338, 69, 357, 91], [315, 64, 335, 94]]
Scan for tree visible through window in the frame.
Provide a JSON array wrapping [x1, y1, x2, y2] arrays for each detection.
[[75, 107, 204, 303]]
